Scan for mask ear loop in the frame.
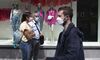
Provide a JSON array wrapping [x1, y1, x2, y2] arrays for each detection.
[[63, 16, 68, 26], [63, 16, 67, 22], [64, 15, 70, 21]]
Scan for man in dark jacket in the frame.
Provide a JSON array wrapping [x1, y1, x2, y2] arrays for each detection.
[[46, 6, 85, 60]]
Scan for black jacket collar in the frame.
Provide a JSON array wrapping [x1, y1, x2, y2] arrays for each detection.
[[63, 23, 75, 36]]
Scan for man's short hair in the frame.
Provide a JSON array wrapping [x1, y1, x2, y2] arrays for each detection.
[[58, 6, 73, 18]]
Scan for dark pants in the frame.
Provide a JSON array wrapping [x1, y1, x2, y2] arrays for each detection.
[[19, 39, 40, 60]]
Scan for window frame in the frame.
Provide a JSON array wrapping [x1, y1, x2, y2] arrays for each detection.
[[0, 1, 100, 47]]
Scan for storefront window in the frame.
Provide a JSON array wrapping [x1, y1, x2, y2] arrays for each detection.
[[0, 0, 99, 46], [77, 0, 98, 42], [0, 21, 12, 40]]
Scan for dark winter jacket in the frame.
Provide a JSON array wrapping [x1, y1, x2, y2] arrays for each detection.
[[46, 23, 85, 60]]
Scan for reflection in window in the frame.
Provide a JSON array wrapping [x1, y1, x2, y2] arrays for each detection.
[[77, 0, 98, 41]]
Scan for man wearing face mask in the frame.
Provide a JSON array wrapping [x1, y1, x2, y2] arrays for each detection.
[[46, 6, 84, 60], [33, 11, 40, 29]]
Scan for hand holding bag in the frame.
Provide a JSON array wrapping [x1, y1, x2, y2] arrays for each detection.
[[23, 29, 35, 40]]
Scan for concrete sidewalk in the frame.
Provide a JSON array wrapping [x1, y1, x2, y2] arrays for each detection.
[[0, 58, 100, 60]]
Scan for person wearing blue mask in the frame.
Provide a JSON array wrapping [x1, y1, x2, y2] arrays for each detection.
[[46, 6, 85, 60]]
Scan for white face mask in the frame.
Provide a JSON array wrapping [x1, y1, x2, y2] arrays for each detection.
[[35, 17, 39, 21], [56, 17, 64, 25], [29, 17, 33, 21]]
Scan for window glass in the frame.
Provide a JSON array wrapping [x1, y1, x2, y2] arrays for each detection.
[[77, 0, 98, 41]]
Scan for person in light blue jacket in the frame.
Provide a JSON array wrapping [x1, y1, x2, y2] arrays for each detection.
[[10, 3, 22, 48]]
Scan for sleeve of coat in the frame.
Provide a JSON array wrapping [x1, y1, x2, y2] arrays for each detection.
[[54, 29, 82, 60]]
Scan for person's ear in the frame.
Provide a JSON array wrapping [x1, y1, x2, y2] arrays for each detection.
[[65, 15, 70, 20]]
